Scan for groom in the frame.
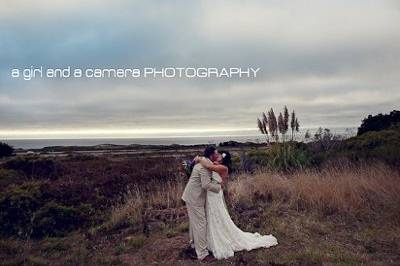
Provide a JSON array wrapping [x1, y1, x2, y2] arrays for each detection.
[[181, 145, 222, 261]]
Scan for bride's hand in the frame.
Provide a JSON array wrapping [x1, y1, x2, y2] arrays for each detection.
[[193, 155, 202, 163]]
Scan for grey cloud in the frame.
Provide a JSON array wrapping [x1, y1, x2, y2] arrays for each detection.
[[0, 0, 399, 136]]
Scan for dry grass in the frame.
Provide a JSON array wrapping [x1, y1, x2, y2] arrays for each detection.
[[145, 180, 185, 209], [229, 162, 400, 222], [104, 180, 185, 232], [107, 188, 144, 230], [108, 162, 400, 234], [2, 162, 400, 265]]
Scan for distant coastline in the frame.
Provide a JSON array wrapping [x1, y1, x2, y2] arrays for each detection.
[[4, 136, 267, 150], [2, 127, 356, 150]]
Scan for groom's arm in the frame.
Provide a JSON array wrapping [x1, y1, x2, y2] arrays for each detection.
[[199, 166, 221, 193]]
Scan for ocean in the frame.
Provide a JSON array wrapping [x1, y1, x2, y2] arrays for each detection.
[[3, 136, 264, 149], [2, 127, 356, 150]]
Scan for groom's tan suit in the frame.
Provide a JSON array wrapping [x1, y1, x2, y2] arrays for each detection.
[[182, 159, 221, 260]]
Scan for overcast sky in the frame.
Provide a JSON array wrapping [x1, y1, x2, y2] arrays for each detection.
[[1, 0, 399, 138]]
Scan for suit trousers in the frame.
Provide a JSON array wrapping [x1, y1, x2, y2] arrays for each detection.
[[186, 203, 209, 260]]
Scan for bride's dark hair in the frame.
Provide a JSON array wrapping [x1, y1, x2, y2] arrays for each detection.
[[219, 150, 232, 174]]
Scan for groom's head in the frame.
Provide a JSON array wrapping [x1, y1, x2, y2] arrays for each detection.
[[203, 145, 219, 162]]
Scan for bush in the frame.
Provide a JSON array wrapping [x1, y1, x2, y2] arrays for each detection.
[[0, 182, 90, 238], [31, 202, 85, 238], [248, 143, 311, 172], [298, 124, 400, 167], [0, 142, 14, 158], [357, 110, 400, 135], [5, 157, 61, 180], [340, 125, 400, 165], [0, 168, 23, 188], [0, 182, 43, 237]]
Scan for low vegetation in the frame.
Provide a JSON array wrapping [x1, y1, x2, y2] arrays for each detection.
[[1, 161, 398, 265], [0, 155, 181, 239], [0, 110, 399, 264], [0, 142, 13, 158]]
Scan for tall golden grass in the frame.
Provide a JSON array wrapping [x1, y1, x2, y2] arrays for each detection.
[[107, 188, 144, 230], [105, 181, 185, 231], [108, 162, 400, 231], [229, 162, 400, 222]]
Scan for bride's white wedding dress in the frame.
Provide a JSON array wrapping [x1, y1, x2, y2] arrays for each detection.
[[206, 172, 278, 259]]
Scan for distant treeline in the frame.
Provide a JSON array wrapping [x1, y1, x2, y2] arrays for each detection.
[[358, 110, 400, 135]]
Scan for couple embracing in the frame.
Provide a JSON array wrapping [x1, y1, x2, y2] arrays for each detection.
[[181, 146, 278, 261]]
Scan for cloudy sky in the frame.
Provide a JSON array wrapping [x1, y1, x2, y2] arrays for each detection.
[[1, 0, 399, 138]]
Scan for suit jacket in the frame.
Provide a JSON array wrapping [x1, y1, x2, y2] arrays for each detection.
[[181, 159, 221, 206]]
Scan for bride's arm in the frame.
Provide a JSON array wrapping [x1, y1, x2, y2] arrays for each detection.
[[195, 156, 228, 179]]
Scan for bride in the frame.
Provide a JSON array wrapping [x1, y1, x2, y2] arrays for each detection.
[[194, 151, 278, 260]]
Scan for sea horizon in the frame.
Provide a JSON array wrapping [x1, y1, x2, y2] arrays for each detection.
[[2, 127, 357, 149]]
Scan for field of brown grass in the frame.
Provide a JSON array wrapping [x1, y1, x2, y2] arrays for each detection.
[[93, 162, 400, 265], [1, 153, 399, 265]]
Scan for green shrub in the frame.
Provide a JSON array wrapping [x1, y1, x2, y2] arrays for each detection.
[[31, 202, 84, 238], [5, 157, 61, 180], [0, 182, 43, 237], [0, 182, 90, 238], [340, 125, 400, 165], [0, 142, 13, 158], [248, 143, 311, 172], [0, 168, 23, 188], [357, 110, 400, 135]]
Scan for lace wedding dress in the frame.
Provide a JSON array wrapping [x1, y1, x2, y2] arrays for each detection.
[[206, 172, 278, 259]]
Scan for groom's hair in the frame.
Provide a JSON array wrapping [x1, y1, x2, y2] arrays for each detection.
[[203, 145, 217, 158]]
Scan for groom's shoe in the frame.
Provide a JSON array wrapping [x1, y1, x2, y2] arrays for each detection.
[[187, 251, 197, 260], [200, 255, 216, 263], [179, 245, 197, 260]]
